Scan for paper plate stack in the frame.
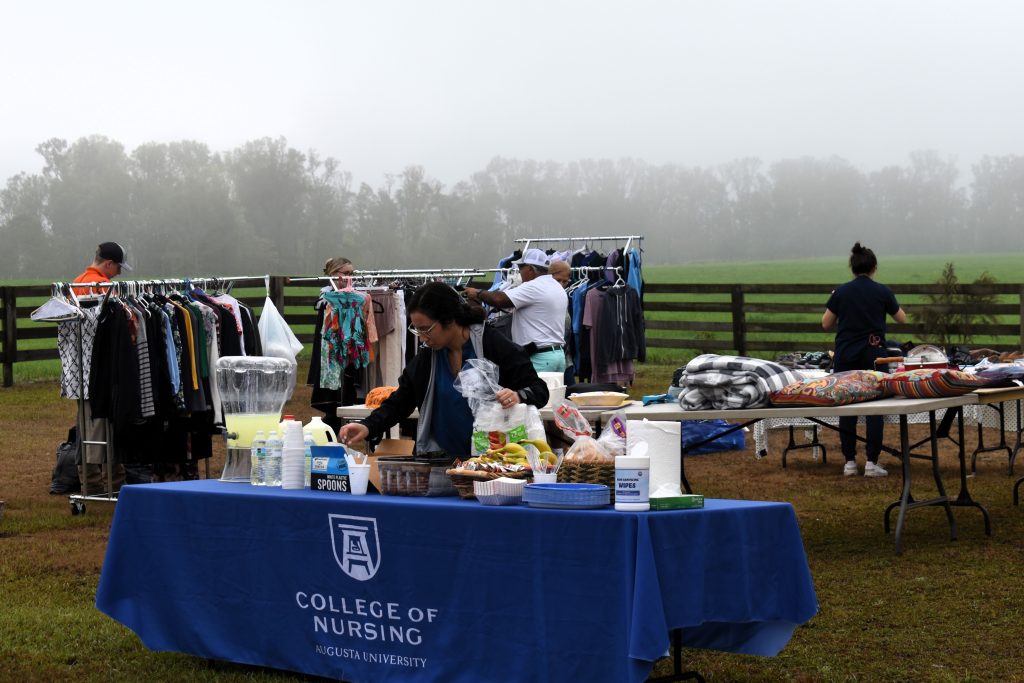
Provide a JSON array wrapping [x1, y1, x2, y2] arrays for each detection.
[[522, 483, 610, 509]]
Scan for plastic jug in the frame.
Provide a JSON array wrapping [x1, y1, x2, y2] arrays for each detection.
[[305, 415, 337, 446], [279, 414, 297, 434]]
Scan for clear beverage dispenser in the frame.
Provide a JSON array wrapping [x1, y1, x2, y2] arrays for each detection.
[[215, 356, 296, 482]]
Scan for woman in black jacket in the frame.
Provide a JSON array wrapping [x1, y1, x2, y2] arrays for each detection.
[[338, 282, 548, 458]]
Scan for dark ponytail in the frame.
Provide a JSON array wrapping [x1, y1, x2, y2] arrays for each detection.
[[407, 282, 485, 327], [849, 242, 878, 276]]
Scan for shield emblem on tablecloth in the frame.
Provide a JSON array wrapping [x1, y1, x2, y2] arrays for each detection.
[[329, 514, 381, 581]]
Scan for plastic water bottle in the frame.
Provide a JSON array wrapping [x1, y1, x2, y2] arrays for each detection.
[[265, 430, 283, 487], [250, 430, 266, 486], [303, 428, 315, 488]]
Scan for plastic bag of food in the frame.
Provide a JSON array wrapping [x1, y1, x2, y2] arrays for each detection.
[[455, 359, 544, 455], [564, 435, 614, 464], [596, 411, 627, 458], [553, 400, 616, 464], [552, 399, 593, 439]]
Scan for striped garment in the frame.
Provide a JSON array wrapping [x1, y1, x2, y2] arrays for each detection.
[[679, 354, 805, 410]]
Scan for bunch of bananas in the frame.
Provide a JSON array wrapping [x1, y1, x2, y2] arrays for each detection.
[[460, 439, 557, 472], [462, 442, 531, 472]]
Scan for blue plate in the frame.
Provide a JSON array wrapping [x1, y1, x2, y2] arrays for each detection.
[[523, 483, 610, 508]]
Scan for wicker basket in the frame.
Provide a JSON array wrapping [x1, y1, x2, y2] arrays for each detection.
[[379, 456, 458, 496], [558, 461, 617, 501], [445, 468, 532, 499]]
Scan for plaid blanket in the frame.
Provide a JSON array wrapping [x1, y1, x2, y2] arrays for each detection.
[[679, 354, 805, 410]]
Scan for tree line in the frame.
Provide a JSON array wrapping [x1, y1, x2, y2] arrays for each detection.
[[2, 135, 1023, 279]]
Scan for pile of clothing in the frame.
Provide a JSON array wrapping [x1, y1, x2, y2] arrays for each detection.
[[677, 354, 806, 410], [949, 346, 1023, 366], [775, 351, 832, 370]]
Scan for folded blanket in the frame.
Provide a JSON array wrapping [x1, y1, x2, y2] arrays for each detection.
[[679, 354, 806, 410]]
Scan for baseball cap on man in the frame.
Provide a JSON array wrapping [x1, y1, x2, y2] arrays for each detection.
[[513, 248, 551, 269], [97, 242, 132, 271]]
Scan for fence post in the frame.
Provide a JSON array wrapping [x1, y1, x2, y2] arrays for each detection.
[[2, 286, 16, 387], [731, 286, 747, 356], [1019, 285, 1024, 352], [269, 275, 286, 314]]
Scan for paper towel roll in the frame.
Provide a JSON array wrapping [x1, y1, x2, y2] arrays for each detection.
[[627, 419, 681, 494]]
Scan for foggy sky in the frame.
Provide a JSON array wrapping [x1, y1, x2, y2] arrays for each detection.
[[2, 0, 1023, 189]]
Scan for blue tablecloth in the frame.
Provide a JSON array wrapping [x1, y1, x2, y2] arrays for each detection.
[[96, 481, 817, 682]]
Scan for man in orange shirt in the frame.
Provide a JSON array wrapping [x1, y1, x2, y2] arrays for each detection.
[[72, 241, 132, 294], [72, 242, 132, 494]]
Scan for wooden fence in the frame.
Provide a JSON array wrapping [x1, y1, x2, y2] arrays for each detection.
[[3, 278, 1023, 387], [643, 282, 1024, 356]]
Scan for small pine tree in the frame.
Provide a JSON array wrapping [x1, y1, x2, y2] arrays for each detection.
[[915, 263, 999, 346]]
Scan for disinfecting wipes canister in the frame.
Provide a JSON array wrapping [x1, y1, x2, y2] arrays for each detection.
[[615, 454, 650, 511]]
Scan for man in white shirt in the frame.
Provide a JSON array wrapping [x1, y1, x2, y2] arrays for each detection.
[[464, 249, 569, 372]]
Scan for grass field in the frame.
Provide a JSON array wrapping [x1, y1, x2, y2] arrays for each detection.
[[644, 252, 1024, 285], [3, 356, 1024, 682]]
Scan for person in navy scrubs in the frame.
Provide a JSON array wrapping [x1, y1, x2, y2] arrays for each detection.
[[822, 242, 907, 478]]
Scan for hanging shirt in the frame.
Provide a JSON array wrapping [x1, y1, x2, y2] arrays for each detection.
[[129, 300, 156, 418], [584, 287, 634, 385], [320, 290, 370, 389], [160, 306, 181, 399], [627, 248, 644, 300], [211, 294, 245, 335], [58, 305, 103, 399]]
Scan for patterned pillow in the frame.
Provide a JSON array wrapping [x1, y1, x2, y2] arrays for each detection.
[[770, 370, 889, 407], [880, 368, 988, 398]]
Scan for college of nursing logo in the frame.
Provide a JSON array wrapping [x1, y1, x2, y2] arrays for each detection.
[[329, 514, 382, 581]]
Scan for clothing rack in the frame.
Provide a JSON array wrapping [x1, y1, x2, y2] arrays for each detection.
[[514, 235, 644, 254], [69, 275, 270, 297], [290, 270, 484, 288], [477, 265, 623, 274], [43, 274, 269, 514]]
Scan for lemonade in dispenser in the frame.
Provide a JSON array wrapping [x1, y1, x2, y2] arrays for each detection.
[[216, 356, 295, 482]]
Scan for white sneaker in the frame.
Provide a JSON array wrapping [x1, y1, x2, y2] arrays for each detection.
[[843, 461, 859, 476], [864, 461, 888, 478]]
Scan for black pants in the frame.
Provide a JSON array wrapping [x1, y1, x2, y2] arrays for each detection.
[[833, 354, 884, 464]]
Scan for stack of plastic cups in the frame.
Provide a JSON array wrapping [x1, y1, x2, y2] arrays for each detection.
[[281, 420, 306, 490]]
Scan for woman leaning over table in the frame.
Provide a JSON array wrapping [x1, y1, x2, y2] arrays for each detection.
[[338, 282, 548, 458], [821, 242, 907, 478]]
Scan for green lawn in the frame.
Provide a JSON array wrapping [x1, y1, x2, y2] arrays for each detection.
[[643, 252, 1024, 284]]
